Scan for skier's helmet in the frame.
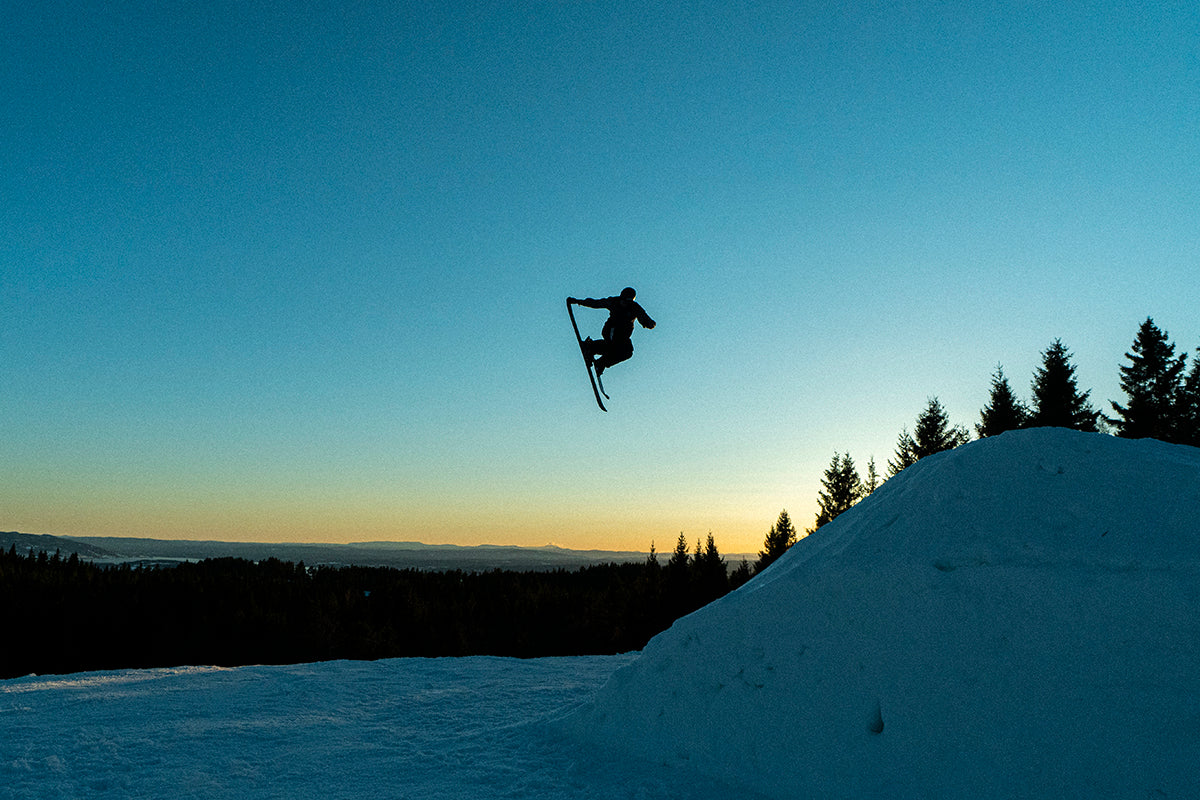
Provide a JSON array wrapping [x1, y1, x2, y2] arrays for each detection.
[[620, 287, 636, 300]]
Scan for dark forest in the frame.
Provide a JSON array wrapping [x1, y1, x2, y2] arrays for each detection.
[[1, 543, 746, 679]]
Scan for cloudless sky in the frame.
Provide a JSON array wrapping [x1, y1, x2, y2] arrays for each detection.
[[3, 1, 1198, 553]]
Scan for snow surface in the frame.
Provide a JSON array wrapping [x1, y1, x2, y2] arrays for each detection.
[[1, 655, 757, 799], [564, 429, 1200, 798], [3, 429, 1199, 799]]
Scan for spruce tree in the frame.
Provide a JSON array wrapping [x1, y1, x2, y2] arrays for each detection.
[[729, 559, 752, 589], [977, 365, 1028, 437], [693, 533, 728, 597], [1028, 339, 1100, 431], [888, 428, 919, 476], [812, 452, 864, 531], [864, 456, 881, 494], [667, 533, 690, 578], [754, 510, 797, 574], [888, 398, 970, 476], [1107, 318, 1186, 441], [1175, 351, 1200, 447]]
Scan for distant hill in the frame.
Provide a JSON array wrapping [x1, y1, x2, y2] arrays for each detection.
[[1, 531, 117, 560], [3, 532, 697, 572]]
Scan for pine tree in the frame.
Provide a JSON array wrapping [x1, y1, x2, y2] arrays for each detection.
[[977, 365, 1028, 437], [646, 541, 660, 570], [888, 428, 919, 476], [1107, 318, 1186, 441], [1175, 350, 1200, 447], [667, 533, 690, 578], [864, 456, 881, 494], [1028, 339, 1100, 431], [811, 452, 864, 531], [754, 510, 797, 574], [693, 533, 728, 597], [729, 559, 752, 589], [888, 398, 970, 476]]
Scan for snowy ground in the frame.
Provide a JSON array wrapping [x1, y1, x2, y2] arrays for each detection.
[[4, 429, 1199, 799], [568, 429, 1200, 798], [0, 655, 758, 800]]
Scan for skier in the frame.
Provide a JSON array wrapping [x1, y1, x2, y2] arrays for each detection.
[[567, 287, 656, 376]]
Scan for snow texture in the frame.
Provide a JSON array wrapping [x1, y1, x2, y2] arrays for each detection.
[[564, 428, 1200, 798], [1, 656, 755, 799], [3, 428, 1199, 799]]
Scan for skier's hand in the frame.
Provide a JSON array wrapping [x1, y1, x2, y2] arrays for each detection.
[[645, 320, 656, 329], [567, 297, 578, 304]]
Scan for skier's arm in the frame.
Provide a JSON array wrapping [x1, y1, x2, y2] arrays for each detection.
[[574, 297, 610, 310], [635, 304, 656, 329]]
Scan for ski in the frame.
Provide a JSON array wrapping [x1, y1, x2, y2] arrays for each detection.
[[567, 298, 608, 412]]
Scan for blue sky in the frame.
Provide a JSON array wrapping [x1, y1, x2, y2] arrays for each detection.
[[3, 1, 1198, 553]]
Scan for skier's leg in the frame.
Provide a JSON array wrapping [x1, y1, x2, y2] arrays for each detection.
[[594, 338, 633, 375], [583, 337, 611, 360]]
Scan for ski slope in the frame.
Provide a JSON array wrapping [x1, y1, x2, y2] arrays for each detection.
[[2, 656, 753, 799], [4, 429, 1199, 798], [564, 428, 1200, 797]]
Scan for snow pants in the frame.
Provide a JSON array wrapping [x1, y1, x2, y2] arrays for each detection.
[[587, 334, 634, 371]]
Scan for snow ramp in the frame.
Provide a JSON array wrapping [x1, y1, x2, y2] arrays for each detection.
[[561, 428, 1200, 799]]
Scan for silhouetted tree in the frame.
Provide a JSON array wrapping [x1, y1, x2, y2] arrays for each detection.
[[1028, 339, 1100, 431], [888, 397, 970, 476], [863, 456, 881, 495], [888, 428, 918, 475], [1, 546, 738, 677], [977, 365, 1028, 437], [1176, 351, 1200, 447], [1107, 318, 1187, 441], [755, 510, 797, 574], [692, 533, 728, 598], [811, 452, 864, 531], [729, 559, 752, 589], [667, 533, 690, 580]]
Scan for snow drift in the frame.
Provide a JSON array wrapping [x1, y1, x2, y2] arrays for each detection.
[[563, 429, 1200, 798]]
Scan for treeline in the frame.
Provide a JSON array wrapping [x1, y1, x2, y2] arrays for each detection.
[[779, 317, 1200, 541], [1, 539, 749, 679]]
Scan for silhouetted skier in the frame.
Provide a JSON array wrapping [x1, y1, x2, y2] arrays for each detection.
[[567, 288, 656, 376]]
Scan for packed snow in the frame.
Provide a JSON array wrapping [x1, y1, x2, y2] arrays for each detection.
[[1, 656, 756, 799], [3, 428, 1199, 799], [565, 428, 1200, 797]]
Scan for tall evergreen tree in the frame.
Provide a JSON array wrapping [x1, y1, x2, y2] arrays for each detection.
[[1027, 339, 1100, 431], [888, 428, 919, 475], [754, 510, 797, 574], [864, 456, 881, 494], [811, 452, 864, 531], [888, 397, 970, 476], [1107, 318, 1186, 441], [1176, 350, 1200, 447], [977, 365, 1028, 437], [692, 533, 728, 597], [667, 533, 690, 578]]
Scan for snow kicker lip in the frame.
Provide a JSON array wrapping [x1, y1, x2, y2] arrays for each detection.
[[565, 429, 1200, 799]]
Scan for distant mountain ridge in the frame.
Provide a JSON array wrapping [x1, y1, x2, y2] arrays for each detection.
[[0, 532, 691, 572], [1, 531, 116, 560]]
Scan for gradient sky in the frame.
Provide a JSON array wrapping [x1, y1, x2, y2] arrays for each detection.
[[3, 1, 1198, 554]]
